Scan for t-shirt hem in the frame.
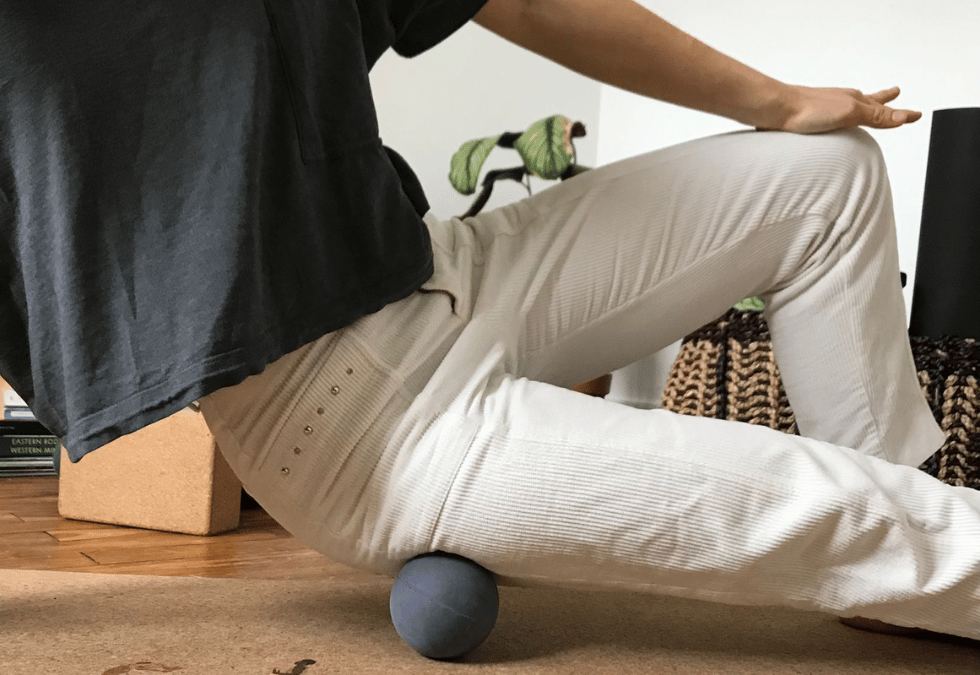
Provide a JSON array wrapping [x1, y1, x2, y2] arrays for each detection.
[[62, 255, 436, 463]]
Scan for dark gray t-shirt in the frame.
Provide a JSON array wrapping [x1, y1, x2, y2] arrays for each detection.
[[0, 0, 490, 461]]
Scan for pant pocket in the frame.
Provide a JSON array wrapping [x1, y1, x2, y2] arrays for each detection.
[[419, 213, 472, 321]]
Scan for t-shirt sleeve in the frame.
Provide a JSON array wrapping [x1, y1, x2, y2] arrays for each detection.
[[392, 0, 494, 58]]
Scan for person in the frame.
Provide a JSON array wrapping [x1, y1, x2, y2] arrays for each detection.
[[1, 0, 977, 641]]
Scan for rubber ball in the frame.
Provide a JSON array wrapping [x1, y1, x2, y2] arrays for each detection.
[[389, 551, 499, 660]]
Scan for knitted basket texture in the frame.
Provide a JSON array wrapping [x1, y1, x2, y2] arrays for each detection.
[[661, 308, 980, 490]]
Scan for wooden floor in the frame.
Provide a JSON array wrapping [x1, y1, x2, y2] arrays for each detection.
[[0, 383, 613, 583], [0, 476, 381, 582]]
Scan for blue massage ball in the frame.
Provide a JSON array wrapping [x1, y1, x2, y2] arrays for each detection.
[[389, 551, 499, 660]]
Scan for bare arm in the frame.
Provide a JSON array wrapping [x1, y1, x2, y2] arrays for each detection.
[[473, 0, 921, 133]]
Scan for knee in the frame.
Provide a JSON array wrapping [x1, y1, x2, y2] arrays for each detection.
[[807, 128, 892, 222], [822, 127, 889, 178], [834, 126, 878, 146], [777, 127, 896, 264], [774, 126, 889, 201]]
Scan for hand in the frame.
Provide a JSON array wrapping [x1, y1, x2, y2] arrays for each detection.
[[758, 85, 923, 134]]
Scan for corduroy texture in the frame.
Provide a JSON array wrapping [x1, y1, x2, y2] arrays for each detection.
[[661, 308, 980, 490]]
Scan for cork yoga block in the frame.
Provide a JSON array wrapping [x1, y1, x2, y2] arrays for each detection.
[[58, 407, 242, 535]]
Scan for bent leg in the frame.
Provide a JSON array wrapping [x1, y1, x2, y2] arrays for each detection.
[[455, 127, 942, 466]]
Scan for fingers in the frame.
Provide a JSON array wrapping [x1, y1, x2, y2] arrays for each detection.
[[867, 86, 901, 104], [897, 109, 923, 123], [862, 87, 922, 128], [774, 85, 922, 134], [860, 103, 919, 129]]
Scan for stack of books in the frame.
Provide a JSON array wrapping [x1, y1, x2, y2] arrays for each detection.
[[1, 377, 59, 476]]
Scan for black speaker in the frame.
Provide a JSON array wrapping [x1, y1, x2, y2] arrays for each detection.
[[909, 108, 980, 340]]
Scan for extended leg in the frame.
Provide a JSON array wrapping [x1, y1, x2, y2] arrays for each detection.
[[420, 376, 980, 640]]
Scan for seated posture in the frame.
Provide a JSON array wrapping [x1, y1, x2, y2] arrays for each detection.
[[1, 0, 976, 641]]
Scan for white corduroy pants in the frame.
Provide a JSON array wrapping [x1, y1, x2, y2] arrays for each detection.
[[200, 127, 980, 640]]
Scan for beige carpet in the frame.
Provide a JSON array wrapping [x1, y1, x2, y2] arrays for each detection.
[[2, 569, 978, 674]]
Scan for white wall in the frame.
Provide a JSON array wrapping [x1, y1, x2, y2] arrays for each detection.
[[370, 22, 601, 223], [597, 0, 980, 307], [597, 0, 980, 408], [371, 1, 980, 410], [370, 21, 657, 406]]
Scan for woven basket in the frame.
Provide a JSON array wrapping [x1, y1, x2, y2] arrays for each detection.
[[662, 308, 980, 490]]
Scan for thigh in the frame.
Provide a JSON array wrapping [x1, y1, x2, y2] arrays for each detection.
[[460, 127, 884, 387]]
